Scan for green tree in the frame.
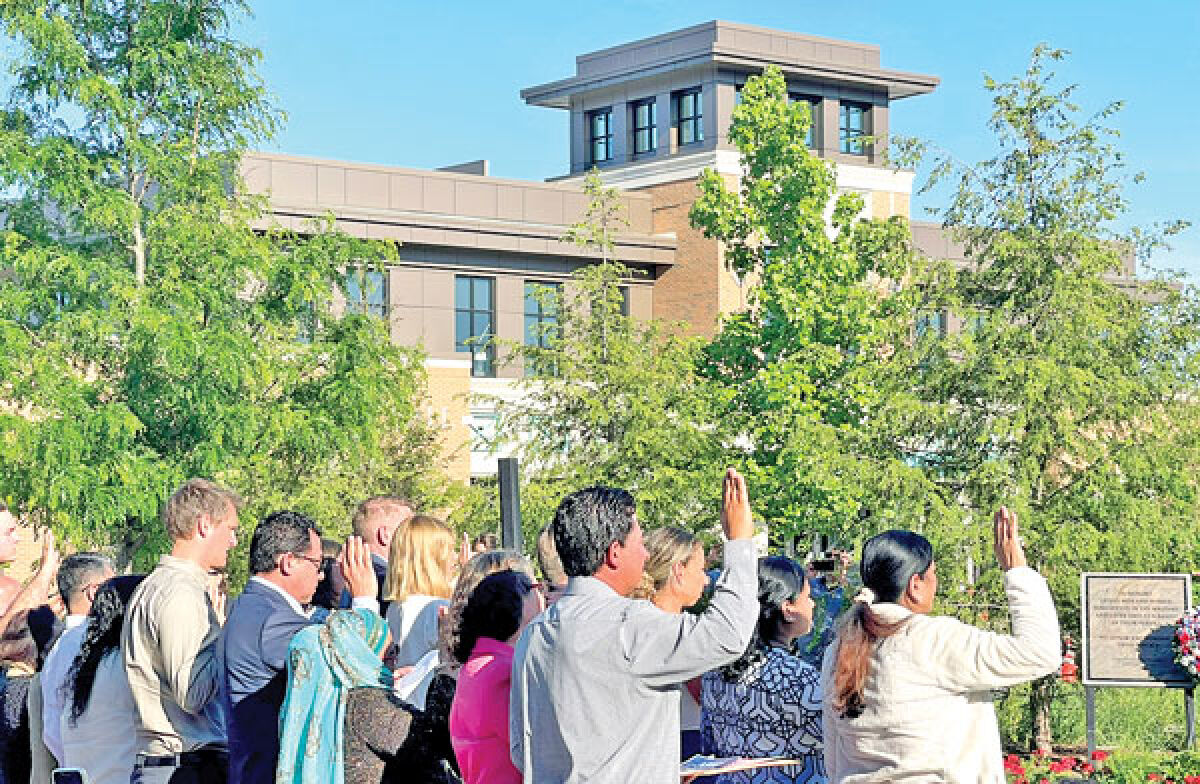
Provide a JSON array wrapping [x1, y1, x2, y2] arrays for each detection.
[[0, 0, 447, 574], [689, 66, 949, 550], [888, 45, 1200, 750], [494, 172, 730, 542]]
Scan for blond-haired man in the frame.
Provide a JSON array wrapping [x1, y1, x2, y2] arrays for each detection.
[[123, 478, 242, 784], [349, 495, 413, 613]]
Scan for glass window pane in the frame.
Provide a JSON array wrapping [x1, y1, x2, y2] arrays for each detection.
[[473, 313, 491, 338], [455, 311, 471, 350], [682, 93, 694, 117], [455, 276, 470, 308], [473, 277, 490, 304]]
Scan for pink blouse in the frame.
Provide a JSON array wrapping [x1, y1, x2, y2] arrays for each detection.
[[449, 637, 520, 784]]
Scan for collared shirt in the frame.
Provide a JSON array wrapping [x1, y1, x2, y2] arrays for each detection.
[[510, 538, 758, 784], [122, 554, 227, 755], [248, 577, 306, 617], [250, 575, 379, 619], [41, 614, 88, 762]]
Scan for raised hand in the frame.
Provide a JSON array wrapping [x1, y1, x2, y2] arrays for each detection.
[[721, 468, 754, 541], [993, 506, 1028, 572], [341, 535, 379, 600]]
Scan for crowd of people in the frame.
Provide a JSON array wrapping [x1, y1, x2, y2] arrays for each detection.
[[0, 469, 1062, 784]]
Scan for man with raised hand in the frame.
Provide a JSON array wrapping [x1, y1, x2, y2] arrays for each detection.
[[349, 496, 414, 614], [510, 468, 759, 784], [122, 478, 242, 784], [221, 510, 379, 784]]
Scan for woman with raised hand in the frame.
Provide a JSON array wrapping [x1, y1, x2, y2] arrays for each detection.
[[701, 556, 825, 784], [632, 527, 710, 759], [277, 608, 424, 784], [820, 508, 1060, 783], [383, 516, 457, 669], [61, 575, 145, 784], [447, 570, 543, 784]]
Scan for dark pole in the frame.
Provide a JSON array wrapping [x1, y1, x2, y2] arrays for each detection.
[[1187, 687, 1196, 749], [1085, 686, 1097, 757], [498, 457, 522, 551]]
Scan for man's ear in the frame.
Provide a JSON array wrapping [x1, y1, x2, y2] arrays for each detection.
[[603, 539, 622, 571], [195, 514, 213, 541], [905, 571, 922, 601], [377, 524, 393, 550]]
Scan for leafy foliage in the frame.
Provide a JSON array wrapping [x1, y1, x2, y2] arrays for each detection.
[[689, 66, 946, 549], [0, 0, 447, 573], [495, 172, 730, 539], [886, 45, 1200, 748]]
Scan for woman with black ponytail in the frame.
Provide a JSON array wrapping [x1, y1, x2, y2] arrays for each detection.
[[820, 509, 1060, 783], [60, 575, 145, 784], [700, 555, 825, 783]]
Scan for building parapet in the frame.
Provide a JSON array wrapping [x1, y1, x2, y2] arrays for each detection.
[[241, 152, 676, 266]]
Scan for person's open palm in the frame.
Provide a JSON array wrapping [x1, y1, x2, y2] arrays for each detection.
[[721, 468, 754, 541]]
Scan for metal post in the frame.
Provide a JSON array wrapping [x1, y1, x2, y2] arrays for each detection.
[[498, 457, 522, 551], [1085, 686, 1097, 757], [1187, 687, 1196, 749]]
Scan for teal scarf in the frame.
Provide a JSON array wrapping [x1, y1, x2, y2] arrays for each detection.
[[276, 608, 392, 784]]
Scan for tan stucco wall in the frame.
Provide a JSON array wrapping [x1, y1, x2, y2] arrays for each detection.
[[425, 361, 472, 484]]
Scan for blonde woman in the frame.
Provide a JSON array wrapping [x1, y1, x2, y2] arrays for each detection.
[[635, 527, 710, 759], [383, 515, 457, 668]]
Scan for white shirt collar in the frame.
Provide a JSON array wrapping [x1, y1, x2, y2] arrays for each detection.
[[249, 576, 309, 617], [64, 614, 87, 630]]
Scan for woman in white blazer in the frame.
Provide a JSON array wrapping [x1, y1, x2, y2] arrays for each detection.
[[820, 508, 1060, 784]]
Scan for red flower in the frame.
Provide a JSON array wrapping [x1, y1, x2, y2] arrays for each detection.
[[1082, 763, 1095, 775], [1148, 774, 1163, 781], [1091, 750, 1110, 761], [1033, 748, 1048, 758]]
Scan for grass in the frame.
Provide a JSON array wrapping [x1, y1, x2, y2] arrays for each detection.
[[996, 682, 1195, 752]]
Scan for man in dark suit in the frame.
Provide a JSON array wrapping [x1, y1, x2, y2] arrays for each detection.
[[219, 510, 378, 784], [348, 496, 414, 614]]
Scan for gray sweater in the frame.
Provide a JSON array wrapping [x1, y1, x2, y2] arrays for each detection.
[[510, 539, 758, 784]]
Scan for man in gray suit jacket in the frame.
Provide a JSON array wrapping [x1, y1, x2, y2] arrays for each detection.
[[219, 511, 379, 784]]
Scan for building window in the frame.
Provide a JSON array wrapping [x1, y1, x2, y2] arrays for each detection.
[[789, 93, 819, 149], [587, 108, 613, 164], [455, 275, 495, 378], [674, 87, 703, 146], [839, 101, 870, 155], [631, 98, 657, 156], [524, 281, 561, 377], [619, 285, 630, 317], [915, 309, 947, 340], [344, 268, 388, 319]]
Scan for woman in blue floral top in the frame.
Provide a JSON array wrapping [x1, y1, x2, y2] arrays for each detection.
[[701, 556, 825, 784]]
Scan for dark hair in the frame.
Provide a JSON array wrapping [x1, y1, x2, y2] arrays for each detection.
[[249, 510, 322, 575], [310, 538, 344, 611], [473, 532, 499, 551], [551, 487, 636, 578], [831, 530, 933, 719], [720, 556, 809, 681], [450, 570, 534, 665], [67, 575, 145, 724], [56, 553, 114, 604]]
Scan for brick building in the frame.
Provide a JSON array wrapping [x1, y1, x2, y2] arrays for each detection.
[[244, 21, 950, 483]]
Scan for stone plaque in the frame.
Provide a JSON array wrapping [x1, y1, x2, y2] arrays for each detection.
[[1081, 573, 1192, 687]]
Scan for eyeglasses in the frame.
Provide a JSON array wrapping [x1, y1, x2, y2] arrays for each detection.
[[290, 553, 325, 575]]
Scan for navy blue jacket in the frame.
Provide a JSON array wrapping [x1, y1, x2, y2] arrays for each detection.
[[219, 579, 317, 784]]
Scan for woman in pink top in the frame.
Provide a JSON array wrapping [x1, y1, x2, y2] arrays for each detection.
[[449, 569, 544, 784]]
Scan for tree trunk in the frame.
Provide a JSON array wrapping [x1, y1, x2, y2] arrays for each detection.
[[1029, 674, 1055, 753]]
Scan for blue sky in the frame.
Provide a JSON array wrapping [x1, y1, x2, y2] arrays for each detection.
[[237, 0, 1199, 281]]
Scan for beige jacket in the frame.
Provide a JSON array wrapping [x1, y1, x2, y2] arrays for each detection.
[[820, 567, 1060, 783]]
